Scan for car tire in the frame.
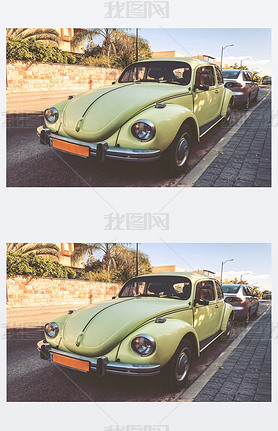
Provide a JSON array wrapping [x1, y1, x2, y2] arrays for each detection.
[[165, 338, 193, 391], [244, 309, 251, 324], [224, 99, 233, 124], [163, 124, 193, 176], [222, 314, 233, 339], [244, 94, 251, 109]]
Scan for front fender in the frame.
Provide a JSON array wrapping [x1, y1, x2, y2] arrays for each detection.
[[44, 313, 70, 347], [221, 303, 234, 332], [116, 318, 200, 368], [45, 99, 69, 133], [117, 103, 199, 153], [221, 88, 234, 117]]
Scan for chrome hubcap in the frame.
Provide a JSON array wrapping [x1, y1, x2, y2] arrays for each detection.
[[176, 349, 189, 381], [176, 135, 189, 167]]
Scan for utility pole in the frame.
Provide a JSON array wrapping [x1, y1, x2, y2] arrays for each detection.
[[136, 243, 139, 276], [135, 28, 139, 62]]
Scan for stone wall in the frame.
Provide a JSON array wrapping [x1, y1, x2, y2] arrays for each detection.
[[6, 276, 122, 308], [6, 61, 122, 94]]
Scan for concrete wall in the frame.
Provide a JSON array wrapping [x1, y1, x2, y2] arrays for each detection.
[[6, 61, 122, 94], [6, 276, 122, 308]]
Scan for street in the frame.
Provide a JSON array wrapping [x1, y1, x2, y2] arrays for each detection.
[[7, 300, 270, 402], [6, 86, 270, 187]]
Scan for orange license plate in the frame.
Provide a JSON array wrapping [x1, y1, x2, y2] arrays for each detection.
[[52, 353, 90, 372], [52, 138, 89, 158]]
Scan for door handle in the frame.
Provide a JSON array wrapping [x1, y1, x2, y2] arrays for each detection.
[[215, 304, 219, 308], [215, 89, 219, 94]]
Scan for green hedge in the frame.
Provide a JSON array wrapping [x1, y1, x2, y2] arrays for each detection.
[[6, 37, 77, 64], [7, 252, 76, 279]]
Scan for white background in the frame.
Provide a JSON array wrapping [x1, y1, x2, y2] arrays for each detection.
[[0, 2, 277, 430]]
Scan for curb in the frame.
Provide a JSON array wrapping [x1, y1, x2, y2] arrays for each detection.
[[174, 91, 270, 187], [176, 304, 271, 402]]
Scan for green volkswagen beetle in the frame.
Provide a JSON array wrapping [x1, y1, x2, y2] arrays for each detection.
[[37, 58, 233, 175], [37, 272, 233, 390]]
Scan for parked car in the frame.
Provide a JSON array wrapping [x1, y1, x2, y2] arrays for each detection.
[[222, 284, 259, 322], [262, 291, 271, 299], [222, 69, 259, 109], [37, 58, 233, 175], [37, 272, 233, 390], [262, 76, 271, 85]]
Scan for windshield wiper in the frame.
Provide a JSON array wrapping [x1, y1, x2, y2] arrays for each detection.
[[159, 80, 185, 85], [159, 294, 186, 300]]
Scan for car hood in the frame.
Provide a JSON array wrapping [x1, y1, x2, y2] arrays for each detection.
[[62, 297, 189, 356], [61, 82, 189, 142]]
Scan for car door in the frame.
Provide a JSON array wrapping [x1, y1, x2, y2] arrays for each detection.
[[193, 280, 222, 342], [193, 65, 222, 127], [215, 279, 225, 325], [243, 71, 256, 100], [245, 286, 257, 313]]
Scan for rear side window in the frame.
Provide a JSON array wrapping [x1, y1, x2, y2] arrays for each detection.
[[215, 67, 224, 85], [195, 280, 215, 301], [215, 280, 224, 299], [195, 66, 215, 87]]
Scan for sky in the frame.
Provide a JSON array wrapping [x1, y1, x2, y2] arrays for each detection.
[[138, 28, 271, 76], [137, 243, 271, 291]]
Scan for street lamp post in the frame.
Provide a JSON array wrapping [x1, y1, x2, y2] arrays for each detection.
[[135, 243, 139, 276], [220, 44, 234, 70], [135, 28, 139, 62], [240, 272, 250, 282], [220, 258, 234, 285]]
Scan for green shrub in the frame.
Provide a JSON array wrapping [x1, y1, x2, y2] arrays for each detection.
[[80, 270, 112, 282], [7, 252, 77, 279], [6, 37, 77, 64]]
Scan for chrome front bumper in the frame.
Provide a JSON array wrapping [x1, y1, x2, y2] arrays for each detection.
[[37, 126, 161, 162], [37, 340, 161, 377]]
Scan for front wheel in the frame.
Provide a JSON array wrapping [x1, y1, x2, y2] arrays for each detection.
[[165, 338, 193, 391], [162, 124, 193, 176]]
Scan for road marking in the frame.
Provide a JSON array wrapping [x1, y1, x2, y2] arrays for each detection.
[[176, 304, 270, 402], [174, 90, 270, 187]]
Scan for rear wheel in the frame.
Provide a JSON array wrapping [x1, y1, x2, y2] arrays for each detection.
[[244, 309, 251, 324], [224, 99, 233, 124], [163, 124, 193, 176], [222, 313, 233, 339], [244, 94, 251, 109], [165, 338, 193, 391]]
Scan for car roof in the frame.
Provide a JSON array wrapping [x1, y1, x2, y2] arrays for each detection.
[[131, 272, 215, 282], [134, 57, 214, 66]]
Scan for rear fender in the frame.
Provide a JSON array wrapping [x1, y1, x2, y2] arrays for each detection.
[[221, 88, 234, 117], [221, 303, 234, 332]]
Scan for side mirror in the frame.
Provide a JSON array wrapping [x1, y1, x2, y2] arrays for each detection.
[[112, 296, 116, 299], [112, 81, 116, 85], [194, 298, 209, 306], [194, 84, 209, 91]]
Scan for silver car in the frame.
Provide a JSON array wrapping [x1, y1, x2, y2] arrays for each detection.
[[222, 69, 259, 109], [222, 284, 259, 322]]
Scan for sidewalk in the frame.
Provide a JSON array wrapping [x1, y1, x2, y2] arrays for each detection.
[[180, 306, 271, 402], [177, 94, 271, 187]]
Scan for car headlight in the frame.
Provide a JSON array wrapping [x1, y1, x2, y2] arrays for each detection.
[[44, 107, 59, 124], [131, 120, 156, 141], [44, 322, 59, 338], [131, 334, 156, 356]]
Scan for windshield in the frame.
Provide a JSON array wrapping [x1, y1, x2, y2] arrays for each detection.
[[119, 61, 192, 85], [222, 284, 241, 294], [222, 70, 241, 79], [119, 275, 192, 299]]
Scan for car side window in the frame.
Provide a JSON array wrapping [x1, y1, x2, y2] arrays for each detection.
[[243, 72, 251, 82], [215, 280, 224, 299], [195, 66, 215, 87], [243, 287, 250, 296], [195, 281, 215, 302], [215, 67, 224, 85]]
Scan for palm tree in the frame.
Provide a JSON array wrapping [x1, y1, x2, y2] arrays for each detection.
[[71, 28, 125, 58], [6, 28, 60, 45], [6, 243, 60, 260], [71, 243, 130, 271]]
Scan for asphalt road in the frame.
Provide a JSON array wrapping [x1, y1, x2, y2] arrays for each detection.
[[7, 300, 269, 402], [6, 86, 270, 187]]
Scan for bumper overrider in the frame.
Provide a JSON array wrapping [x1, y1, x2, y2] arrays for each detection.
[[37, 126, 161, 163], [37, 340, 161, 377]]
